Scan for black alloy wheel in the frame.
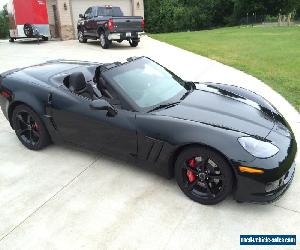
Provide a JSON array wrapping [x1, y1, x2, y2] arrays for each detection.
[[175, 146, 233, 205], [12, 105, 51, 150]]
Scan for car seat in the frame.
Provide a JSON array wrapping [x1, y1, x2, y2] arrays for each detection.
[[69, 72, 96, 100]]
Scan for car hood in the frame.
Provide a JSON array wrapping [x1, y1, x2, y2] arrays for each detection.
[[155, 83, 279, 138]]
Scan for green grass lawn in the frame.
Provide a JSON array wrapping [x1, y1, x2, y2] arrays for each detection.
[[150, 27, 300, 112]]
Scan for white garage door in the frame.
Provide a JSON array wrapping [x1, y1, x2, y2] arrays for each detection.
[[71, 0, 132, 36]]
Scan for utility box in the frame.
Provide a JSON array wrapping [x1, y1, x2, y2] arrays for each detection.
[[7, 0, 51, 41]]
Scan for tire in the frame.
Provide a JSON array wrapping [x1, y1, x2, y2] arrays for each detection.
[[12, 105, 51, 150], [42, 36, 49, 41], [24, 23, 33, 37], [78, 29, 87, 43], [99, 31, 110, 49], [9, 37, 15, 42], [175, 146, 233, 205], [129, 39, 139, 47]]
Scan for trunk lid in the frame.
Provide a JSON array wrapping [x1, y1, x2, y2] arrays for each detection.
[[111, 16, 143, 33]]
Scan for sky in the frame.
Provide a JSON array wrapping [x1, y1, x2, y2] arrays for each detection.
[[0, 0, 10, 8]]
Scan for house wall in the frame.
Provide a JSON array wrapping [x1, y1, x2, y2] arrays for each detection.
[[46, 0, 56, 38], [56, 0, 74, 40], [132, 0, 144, 18]]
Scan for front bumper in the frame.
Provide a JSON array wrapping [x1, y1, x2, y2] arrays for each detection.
[[234, 161, 296, 203], [233, 123, 297, 203]]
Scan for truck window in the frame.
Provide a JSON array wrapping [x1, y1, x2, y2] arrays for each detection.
[[97, 7, 124, 17], [84, 7, 92, 18]]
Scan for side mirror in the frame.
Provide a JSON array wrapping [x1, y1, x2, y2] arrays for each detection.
[[89, 99, 118, 117], [185, 81, 196, 90], [79, 14, 84, 19]]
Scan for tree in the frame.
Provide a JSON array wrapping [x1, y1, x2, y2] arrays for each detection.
[[143, 0, 300, 33], [0, 5, 9, 38]]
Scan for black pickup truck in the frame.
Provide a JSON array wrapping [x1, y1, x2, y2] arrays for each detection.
[[77, 6, 144, 49]]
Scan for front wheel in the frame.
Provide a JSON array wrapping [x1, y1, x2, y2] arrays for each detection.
[[12, 105, 51, 150], [9, 37, 15, 42], [99, 32, 110, 49], [129, 39, 139, 47], [175, 146, 233, 205], [78, 30, 87, 43]]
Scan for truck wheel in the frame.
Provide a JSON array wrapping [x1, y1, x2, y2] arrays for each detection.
[[9, 37, 15, 42], [24, 23, 34, 37], [99, 32, 110, 49], [78, 30, 87, 43], [42, 36, 49, 41], [129, 39, 139, 47]]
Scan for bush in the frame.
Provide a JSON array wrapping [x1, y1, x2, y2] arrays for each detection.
[[144, 0, 300, 33], [144, 0, 234, 33], [265, 15, 278, 22], [0, 6, 9, 38]]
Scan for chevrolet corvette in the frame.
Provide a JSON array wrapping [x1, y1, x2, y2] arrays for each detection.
[[0, 57, 297, 205]]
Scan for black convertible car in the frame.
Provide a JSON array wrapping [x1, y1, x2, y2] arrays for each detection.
[[0, 57, 297, 205]]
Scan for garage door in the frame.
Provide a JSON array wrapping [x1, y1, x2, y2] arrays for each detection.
[[71, 0, 132, 36]]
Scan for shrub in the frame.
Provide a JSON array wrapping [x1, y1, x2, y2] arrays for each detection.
[[265, 15, 278, 22], [0, 6, 9, 38]]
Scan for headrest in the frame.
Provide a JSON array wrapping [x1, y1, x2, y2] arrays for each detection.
[[93, 67, 101, 84], [69, 72, 86, 92], [97, 77, 107, 89]]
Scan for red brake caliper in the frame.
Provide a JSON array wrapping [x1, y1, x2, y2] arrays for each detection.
[[32, 122, 39, 130], [186, 158, 197, 183]]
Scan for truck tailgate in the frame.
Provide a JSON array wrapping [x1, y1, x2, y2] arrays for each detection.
[[111, 16, 143, 32]]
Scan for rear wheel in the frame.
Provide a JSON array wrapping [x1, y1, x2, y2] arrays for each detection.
[[9, 37, 15, 42], [42, 36, 49, 41], [24, 23, 33, 37], [78, 29, 87, 43], [12, 105, 51, 150], [175, 146, 233, 205], [129, 39, 139, 47], [99, 31, 110, 49]]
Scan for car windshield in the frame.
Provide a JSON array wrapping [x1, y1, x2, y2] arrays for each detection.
[[105, 58, 187, 109]]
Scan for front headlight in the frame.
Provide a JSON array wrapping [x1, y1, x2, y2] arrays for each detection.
[[238, 137, 279, 158]]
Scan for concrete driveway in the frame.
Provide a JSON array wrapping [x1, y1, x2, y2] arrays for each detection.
[[0, 36, 299, 250]]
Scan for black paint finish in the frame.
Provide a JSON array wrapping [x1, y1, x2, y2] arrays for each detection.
[[0, 58, 297, 203]]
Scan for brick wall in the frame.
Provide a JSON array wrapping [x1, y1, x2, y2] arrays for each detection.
[[46, 0, 75, 40], [46, 0, 56, 37], [56, 0, 75, 40]]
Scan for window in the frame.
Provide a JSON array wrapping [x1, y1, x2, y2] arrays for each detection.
[[104, 58, 186, 109], [84, 8, 92, 18], [97, 7, 123, 17]]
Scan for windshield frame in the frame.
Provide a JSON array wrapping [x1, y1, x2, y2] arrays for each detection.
[[101, 57, 188, 113]]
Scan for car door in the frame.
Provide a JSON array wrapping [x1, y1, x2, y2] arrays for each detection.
[[83, 7, 93, 36], [89, 7, 99, 36], [50, 90, 137, 156]]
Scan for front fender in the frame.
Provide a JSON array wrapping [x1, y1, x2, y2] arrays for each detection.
[[136, 114, 256, 165]]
